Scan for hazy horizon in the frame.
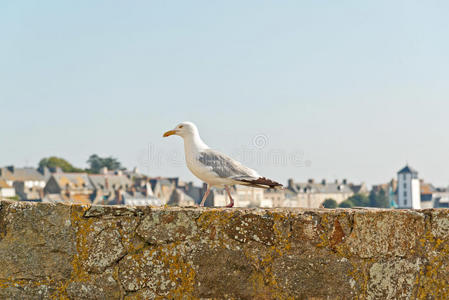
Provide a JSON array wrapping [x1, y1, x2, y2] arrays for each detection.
[[2, 1, 449, 187]]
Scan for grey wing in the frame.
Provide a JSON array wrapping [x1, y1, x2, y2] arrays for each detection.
[[198, 149, 259, 180]]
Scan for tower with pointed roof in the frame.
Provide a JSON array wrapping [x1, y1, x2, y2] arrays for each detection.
[[397, 165, 421, 209]]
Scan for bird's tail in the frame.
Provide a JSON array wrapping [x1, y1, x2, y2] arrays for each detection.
[[235, 176, 283, 189]]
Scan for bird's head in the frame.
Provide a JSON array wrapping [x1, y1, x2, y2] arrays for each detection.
[[163, 121, 198, 138]]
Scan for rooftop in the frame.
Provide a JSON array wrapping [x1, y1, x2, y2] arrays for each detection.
[[398, 165, 418, 175], [0, 166, 45, 182]]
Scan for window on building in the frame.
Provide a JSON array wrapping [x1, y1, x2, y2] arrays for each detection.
[[403, 174, 407, 180], [404, 198, 407, 205], [404, 191, 407, 197], [403, 183, 406, 188]]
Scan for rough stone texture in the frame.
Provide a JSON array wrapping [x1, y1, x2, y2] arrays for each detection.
[[0, 201, 449, 299]]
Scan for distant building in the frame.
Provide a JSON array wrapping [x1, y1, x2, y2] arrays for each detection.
[[233, 186, 264, 207], [397, 165, 421, 209], [264, 188, 290, 208], [180, 182, 204, 205], [149, 178, 177, 204], [89, 173, 132, 204], [0, 166, 45, 201], [43, 173, 94, 204], [372, 179, 397, 195], [419, 181, 449, 209], [0, 180, 15, 198], [432, 188, 449, 208], [113, 188, 162, 206], [285, 178, 355, 208], [167, 188, 195, 206], [348, 182, 369, 195], [420, 181, 436, 209], [89, 171, 162, 206]]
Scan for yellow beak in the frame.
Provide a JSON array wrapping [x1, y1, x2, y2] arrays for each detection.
[[163, 130, 177, 137]]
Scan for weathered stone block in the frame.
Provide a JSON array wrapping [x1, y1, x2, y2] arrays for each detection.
[[345, 210, 425, 258], [273, 255, 356, 299], [0, 201, 74, 281], [136, 209, 199, 244], [225, 211, 275, 245], [367, 258, 421, 299], [430, 210, 449, 240], [66, 267, 122, 300]]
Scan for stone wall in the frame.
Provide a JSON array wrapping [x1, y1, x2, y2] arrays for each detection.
[[0, 199, 448, 299]]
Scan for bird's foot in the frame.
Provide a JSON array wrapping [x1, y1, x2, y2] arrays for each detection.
[[226, 202, 234, 208]]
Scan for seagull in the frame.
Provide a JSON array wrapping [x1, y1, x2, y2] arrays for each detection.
[[163, 121, 282, 207]]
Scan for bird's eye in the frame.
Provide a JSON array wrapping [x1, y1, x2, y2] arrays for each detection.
[[179, 125, 184, 128]]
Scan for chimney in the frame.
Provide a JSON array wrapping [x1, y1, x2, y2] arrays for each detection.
[[173, 177, 179, 188], [65, 183, 70, 198], [321, 179, 326, 185], [115, 189, 123, 204], [7, 166, 14, 173], [308, 179, 314, 184], [100, 167, 108, 175], [335, 179, 339, 184], [287, 179, 294, 189], [343, 179, 347, 185], [145, 183, 154, 196]]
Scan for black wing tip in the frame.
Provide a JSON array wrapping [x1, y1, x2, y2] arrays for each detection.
[[239, 177, 283, 189]]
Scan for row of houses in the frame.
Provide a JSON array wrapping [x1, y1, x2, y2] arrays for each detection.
[[0, 165, 370, 208], [2, 163, 446, 208], [0, 166, 158, 205]]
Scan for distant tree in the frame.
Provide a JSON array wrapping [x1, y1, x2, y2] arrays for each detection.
[[369, 189, 389, 208], [322, 198, 338, 208], [376, 189, 389, 208], [338, 199, 354, 208], [346, 193, 370, 207], [38, 156, 84, 173], [87, 154, 123, 174], [86, 154, 102, 174]]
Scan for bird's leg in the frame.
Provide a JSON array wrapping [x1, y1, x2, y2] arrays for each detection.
[[225, 185, 234, 208], [200, 184, 211, 207]]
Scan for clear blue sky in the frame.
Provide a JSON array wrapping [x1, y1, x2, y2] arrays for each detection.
[[1, 1, 449, 186]]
